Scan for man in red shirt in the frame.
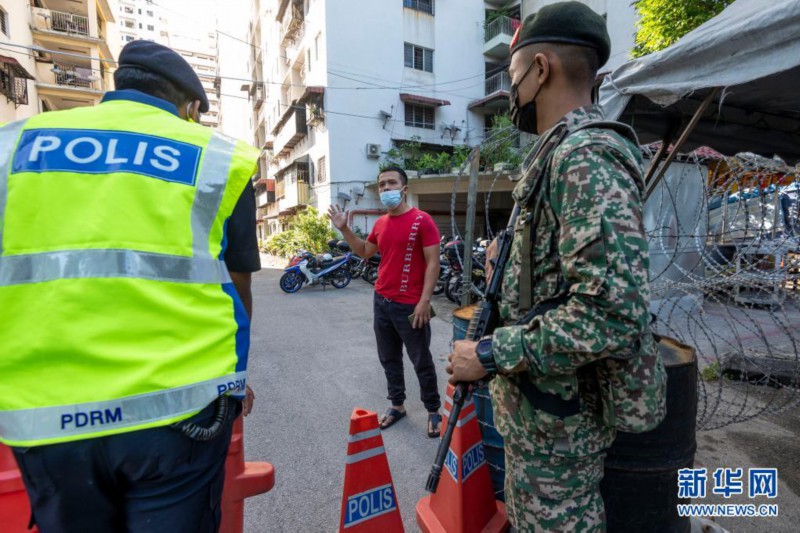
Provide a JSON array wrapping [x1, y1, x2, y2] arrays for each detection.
[[328, 167, 442, 437]]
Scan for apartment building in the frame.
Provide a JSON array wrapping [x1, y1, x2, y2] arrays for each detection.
[[0, 0, 119, 124], [116, 0, 222, 130], [117, 0, 162, 45], [248, 0, 508, 239]]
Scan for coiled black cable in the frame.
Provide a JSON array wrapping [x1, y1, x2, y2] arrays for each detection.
[[172, 396, 230, 441]]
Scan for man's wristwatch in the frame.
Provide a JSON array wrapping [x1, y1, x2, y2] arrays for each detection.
[[475, 335, 498, 376]]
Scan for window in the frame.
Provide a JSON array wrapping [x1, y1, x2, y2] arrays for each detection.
[[124, 6, 134, 14], [138, 23, 142, 29], [147, 10, 154, 16], [124, 20, 134, 28], [314, 33, 321, 60], [138, 8, 142, 14], [147, 25, 154, 31], [404, 43, 433, 72], [0, 68, 29, 107], [403, 0, 434, 15], [317, 156, 326, 184], [124, 34, 134, 42], [306, 49, 311, 72], [0, 8, 8, 37], [405, 104, 434, 129]]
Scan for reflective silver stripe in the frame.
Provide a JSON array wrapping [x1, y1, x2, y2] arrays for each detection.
[[347, 428, 381, 443], [0, 371, 246, 444], [346, 446, 386, 464], [191, 133, 236, 259], [441, 409, 477, 428], [0, 120, 29, 255], [0, 249, 231, 286]]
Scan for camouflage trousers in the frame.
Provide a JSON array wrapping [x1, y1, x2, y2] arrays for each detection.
[[504, 445, 607, 532]]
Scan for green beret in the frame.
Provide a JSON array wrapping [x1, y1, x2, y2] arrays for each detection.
[[510, 1, 611, 66]]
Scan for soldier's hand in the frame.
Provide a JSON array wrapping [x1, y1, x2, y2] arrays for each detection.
[[446, 340, 487, 384], [242, 385, 255, 417], [327, 204, 349, 231]]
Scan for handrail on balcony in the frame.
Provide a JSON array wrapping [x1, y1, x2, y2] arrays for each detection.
[[484, 15, 520, 43], [33, 7, 90, 37], [485, 71, 511, 96], [52, 62, 101, 90]]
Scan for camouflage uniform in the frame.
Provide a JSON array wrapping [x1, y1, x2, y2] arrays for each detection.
[[490, 105, 667, 531]]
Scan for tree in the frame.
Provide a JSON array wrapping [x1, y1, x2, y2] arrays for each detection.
[[632, 0, 735, 58]]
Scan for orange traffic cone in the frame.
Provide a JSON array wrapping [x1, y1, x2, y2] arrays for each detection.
[[416, 385, 509, 533], [0, 444, 38, 533], [339, 408, 404, 532], [220, 415, 275, 533]]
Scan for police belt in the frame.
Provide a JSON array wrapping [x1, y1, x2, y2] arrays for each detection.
[[512, 295, 581, 418]]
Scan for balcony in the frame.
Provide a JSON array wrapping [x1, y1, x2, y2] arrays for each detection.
[[273, 106, 308, 157], [31, 8, 90, 36], [36, 61, 104, 94], [468, 71, 510, 111], [277, 181, 310, 214], [249, 82, 265, 111], [484, 16, 520, 59], [278, 0, 304, 47]]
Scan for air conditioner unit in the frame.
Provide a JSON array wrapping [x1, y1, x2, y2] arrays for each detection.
[[366, 143, 381, 159]]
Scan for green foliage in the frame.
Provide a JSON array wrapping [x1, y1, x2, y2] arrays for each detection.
[[451, 144, 471, 172], [379, 136, 424, 171], [481, 113, 523, 170], [701, 360, 721, 382], [632, 0, 734, 58], [263, 206, 336, 257]]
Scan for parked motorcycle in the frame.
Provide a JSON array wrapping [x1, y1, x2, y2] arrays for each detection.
[[280, 250, 353, 293], [361, 253, 381, 285]]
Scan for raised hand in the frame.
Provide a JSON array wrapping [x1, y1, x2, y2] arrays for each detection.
[[327, 204, 349, 231]]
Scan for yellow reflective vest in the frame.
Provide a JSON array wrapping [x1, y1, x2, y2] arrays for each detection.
[[0, 94, 259, 446]]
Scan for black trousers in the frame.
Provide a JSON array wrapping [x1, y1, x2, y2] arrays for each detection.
[[373, 292, 441, 412], [13, 400, 240, 533]]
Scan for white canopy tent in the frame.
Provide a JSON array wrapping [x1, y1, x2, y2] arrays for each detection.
[[599, 0, 800, 171]]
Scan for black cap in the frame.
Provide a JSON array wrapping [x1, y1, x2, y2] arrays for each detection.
[[117, 40, 210, 113], [510, 1, 611, 66]]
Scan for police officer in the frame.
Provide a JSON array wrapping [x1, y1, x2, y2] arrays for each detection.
[[0, 40, 261, 532], [447, 3, 667, 531]]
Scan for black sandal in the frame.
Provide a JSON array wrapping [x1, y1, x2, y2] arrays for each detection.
[[427, 412, 442, 438], [379, 408, 406, 430]]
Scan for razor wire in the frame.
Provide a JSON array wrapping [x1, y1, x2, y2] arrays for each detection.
[[441, 129, 800, 432]]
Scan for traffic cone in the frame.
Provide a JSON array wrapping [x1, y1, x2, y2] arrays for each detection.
[[339, 408, 404, 532], [416, 385, 509, 533], [220, 415, 275, 533], [0, 444, 38, 532]]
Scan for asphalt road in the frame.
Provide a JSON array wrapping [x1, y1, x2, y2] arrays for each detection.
[[242, 264, 456, 532]]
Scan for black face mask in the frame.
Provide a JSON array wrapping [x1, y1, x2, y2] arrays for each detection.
[[509, 62, 540, 134]]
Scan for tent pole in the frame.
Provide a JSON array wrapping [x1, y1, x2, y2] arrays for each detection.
[[645, 87, 721, 201], [643, 125, 677, 186]]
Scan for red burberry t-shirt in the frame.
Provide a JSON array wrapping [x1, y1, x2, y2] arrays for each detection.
[[367, 207, 440, 304]]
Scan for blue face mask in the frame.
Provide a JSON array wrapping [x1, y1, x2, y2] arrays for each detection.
[[380, 189, 404, 209]]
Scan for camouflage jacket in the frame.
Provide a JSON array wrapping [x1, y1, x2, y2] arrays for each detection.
[[490, 106, 667, 457]]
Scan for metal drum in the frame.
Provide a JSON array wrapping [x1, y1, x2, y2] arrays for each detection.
[[601, 335, 698, 533]]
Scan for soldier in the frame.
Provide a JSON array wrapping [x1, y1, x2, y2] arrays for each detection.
[[446, 2, 667, 531]]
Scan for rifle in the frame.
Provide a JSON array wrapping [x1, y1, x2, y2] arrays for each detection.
[[425, 205, 520, 493]]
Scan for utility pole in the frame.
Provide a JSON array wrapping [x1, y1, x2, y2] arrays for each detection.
[[461, 147, 480, 307]]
